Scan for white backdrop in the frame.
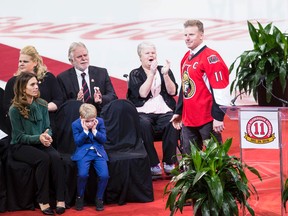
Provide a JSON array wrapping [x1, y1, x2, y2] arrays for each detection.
[[1, 0, 288, 104]]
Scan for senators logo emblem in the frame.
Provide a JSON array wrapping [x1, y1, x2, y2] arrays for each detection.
[[182, 70, 195, 99]]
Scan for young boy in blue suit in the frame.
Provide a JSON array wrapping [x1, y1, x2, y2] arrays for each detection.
[[71, 103, 109, 211]]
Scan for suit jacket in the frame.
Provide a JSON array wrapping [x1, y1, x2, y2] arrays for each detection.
[[57, 66, 118, 114], [71, 117, 108, 161]]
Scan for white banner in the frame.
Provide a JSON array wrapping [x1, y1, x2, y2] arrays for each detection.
[[240, 109, 279, 149]]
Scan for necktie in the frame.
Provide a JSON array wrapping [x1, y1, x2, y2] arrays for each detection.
[[188, 53, 194, 61], [81, 72, 90, 102]]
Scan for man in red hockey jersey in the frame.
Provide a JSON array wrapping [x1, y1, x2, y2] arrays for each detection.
[[171, 19, 229, 154]]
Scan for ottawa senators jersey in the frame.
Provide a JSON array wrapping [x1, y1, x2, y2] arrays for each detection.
[[180, 46, 229, 127]]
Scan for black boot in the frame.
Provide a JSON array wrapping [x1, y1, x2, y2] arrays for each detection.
[[95, 198, 104, 211], [75, 196, 84, 211]]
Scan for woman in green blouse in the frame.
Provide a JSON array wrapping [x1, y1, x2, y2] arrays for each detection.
[[9, 72, 65, 215]]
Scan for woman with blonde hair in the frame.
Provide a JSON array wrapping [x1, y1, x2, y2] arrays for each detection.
[[3, 45, 63, 140]]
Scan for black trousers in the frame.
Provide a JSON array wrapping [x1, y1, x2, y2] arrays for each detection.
[[181, 121, 222, 154], [139, 112, 179, 167], [11, 144, 65, 204]]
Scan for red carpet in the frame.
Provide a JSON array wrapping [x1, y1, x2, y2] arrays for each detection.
[[0, 43, 287, 216]]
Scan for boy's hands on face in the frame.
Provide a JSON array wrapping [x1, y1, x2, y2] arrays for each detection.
[[81, 118, 89, 131], [81, 117, 98, 132], [91, 118, 98, 134]]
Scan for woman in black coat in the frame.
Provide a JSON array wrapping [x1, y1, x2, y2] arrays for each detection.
[[3, 45, 63, 141]]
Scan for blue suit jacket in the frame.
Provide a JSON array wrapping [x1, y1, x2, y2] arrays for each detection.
[[71, 117, 108, 161]]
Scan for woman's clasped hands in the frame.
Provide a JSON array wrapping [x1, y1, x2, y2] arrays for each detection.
[[40, 129, 53, 147]]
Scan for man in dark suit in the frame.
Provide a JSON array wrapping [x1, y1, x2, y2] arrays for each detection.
[[57, 42, 118, 114]]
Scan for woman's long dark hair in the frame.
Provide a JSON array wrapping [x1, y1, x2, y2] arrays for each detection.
[[12, 72, 40, 119]]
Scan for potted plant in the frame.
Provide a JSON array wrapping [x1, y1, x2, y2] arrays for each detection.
[[229, 21, 288, 106], [282, 178, 288, 212], [164, 136, 262, 216]]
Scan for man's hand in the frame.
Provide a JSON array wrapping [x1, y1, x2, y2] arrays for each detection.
[[93, 87, 102, 104], [77, 88, 84, 101], [213, 119, 225, 133], [170, 114, 182, 130]]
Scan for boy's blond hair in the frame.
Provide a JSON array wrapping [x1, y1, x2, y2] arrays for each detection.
[[79, 103, 97, 119]]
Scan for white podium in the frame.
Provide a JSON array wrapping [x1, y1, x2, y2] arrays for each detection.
[[221, 106, 288, 216]]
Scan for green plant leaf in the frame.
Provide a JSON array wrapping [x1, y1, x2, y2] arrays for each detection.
[[282, 178, 288, 210], [222, 192, 238, 216], [247, 21, 258, 46], [246, 165, 262, 181], [193, 170, 209, 185], [222, 138, 232, 153], [205, 175, 223, 207]]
